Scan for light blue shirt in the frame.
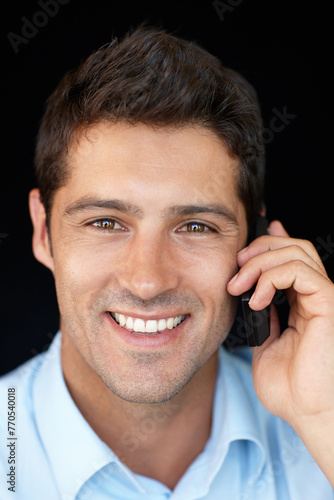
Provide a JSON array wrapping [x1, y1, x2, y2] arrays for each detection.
[[0, 332, 332, 499]]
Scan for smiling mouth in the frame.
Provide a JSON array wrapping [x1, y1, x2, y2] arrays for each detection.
[[109, 312, 186, 335]]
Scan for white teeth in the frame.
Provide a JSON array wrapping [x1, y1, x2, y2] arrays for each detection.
[[166, 318, 174, 330], [133, 318, 146, 333], [126, 316, 134, 330], [146, 320, 158, 333], [158, 319, 167, 331], [119, 314, 126, 327], [111, 312, 186, 334]]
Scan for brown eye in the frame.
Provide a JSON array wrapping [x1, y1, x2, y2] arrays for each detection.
[[93, 220, 115, 229], [177, 221, 215, 234], [91, 219, 124, 231], [186, 222, 206, 232]]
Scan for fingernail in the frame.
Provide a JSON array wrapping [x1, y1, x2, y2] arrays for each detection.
[[237, 246, 248, 256], [228, 273, 238, 285], [248, 291, 256, 306]]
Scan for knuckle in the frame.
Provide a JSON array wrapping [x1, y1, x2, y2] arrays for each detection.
[[290, 259, 305, 272], [301, 238, 317, 255], [288, 244, 306, 256], [288, 243, 319, 267]]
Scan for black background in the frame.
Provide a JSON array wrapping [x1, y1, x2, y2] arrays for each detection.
[[1, 0, 333, 374]]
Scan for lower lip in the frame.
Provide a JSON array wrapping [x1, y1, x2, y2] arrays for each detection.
[[105, 312, 188, 349]]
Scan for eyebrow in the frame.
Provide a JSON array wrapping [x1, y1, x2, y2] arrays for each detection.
[[64, 197, 239, 227], [64, 197, 144, 218], [162, 204, 238, 227]]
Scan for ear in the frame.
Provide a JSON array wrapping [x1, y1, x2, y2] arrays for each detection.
[[29, 188, 54, 273]]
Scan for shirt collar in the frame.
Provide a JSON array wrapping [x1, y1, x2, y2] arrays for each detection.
[[32, 332, 118, 499], [173, 346, 266, 498], [216, 346, 266, 482]]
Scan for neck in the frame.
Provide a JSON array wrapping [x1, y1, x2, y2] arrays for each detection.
[[61, 332, 219, 490]]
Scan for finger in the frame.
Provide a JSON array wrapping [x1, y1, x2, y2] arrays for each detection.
[[237, 235, 327, 276], [268, 220, 290, 237], [247, 260, 332, 313], [228, 245, 328, 300]]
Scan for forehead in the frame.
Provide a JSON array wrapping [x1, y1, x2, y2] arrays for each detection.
[[60, 122, 242, 213]]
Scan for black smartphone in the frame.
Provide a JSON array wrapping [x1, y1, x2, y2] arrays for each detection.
[[241, 216, 271, 346]]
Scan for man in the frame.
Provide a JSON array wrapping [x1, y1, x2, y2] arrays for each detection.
[[0, 25, 333, 499]]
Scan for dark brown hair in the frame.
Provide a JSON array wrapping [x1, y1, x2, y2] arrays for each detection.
[[34, 25, 265, 227]]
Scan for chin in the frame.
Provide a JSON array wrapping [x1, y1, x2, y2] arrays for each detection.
[[97, 359, 200, 405]]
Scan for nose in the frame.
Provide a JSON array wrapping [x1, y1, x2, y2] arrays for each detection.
[[116, 231, 180, 301]]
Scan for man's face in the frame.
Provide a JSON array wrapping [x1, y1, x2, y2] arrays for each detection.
[[39, 122, 247, 403]]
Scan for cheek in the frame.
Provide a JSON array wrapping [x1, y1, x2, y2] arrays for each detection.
[[196, 251, 239, 337], [52, 243, 116, 315], [184, 250, 239, 350], [188, 239, 238, 283], [182, 243, 238, 312]]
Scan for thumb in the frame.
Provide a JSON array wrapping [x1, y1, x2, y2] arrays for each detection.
[[268, 219, 290, 237]]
